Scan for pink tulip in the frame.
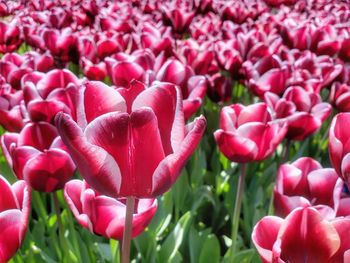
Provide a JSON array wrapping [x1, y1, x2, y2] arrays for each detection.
[[329, 113, 350, 187], [0, 175, 30, 263], [55, 80, 206, 198], [265, 86, 332, 140], [22, 69, 79, 123], [0, 81, 25, 132], [274, 157, 344, 218], [242, 55, 290, 97], [64, 180, 157, 239], [1, 122, 75, 192], [0, 21, 22, 53], [162, 6, 195, 35], [214, 103, 287, 163], [330, 82, 350, 112], [252, 207, 350, 263]]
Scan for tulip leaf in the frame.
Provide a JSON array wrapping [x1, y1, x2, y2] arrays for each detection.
[[158, 212, 192, 263], [198, 234, 220, 263]]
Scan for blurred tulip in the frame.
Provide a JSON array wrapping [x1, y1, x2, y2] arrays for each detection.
[[206, 73, 232, 103], [0, 175, 30, 263], [0, 81, 25, 132], [1, 122, 75, 192], [64, 180, 157, 239], [56, 80, 206, 198], [0, 21, 22, 53], [274, 157, 344, 218], [329, 112, 350, 187], [22, 69, 79, 123], [265, 86, 332, 140], [330, 82, 350, 112], [252, 207, 350, 263], [214, 103, 287, 163]]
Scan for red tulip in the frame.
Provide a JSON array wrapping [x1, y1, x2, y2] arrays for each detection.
[[0, 21, 22, 53], [214, 103, 287, 163], [64, 180, 157, 239], [274, 157, 344, 218], [0, 175, 30, 263], [55, 80, 206, 198], [162, 6, 195, 35], [330, 82, 350, 112], [242, 55, 290, 97], [206, 73, 232, 103], [43, 28, 79, 63], [22, 69, 79, 123], [329, 113, 350, 187], [0, 81, 25, 132], [252, 207, 350, 263], [1, 122, 75, 192], [265, 86, 332, 140]]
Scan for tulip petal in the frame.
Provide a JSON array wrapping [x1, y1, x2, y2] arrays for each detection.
[[152, 116, 206, 196], [252, 216, 283, 263], [0, 209, 23, 263], [23, 149, 75, 192], [84, 109, 165, 197], [132, 83, 185, 154], [55, 113, 122, 197]]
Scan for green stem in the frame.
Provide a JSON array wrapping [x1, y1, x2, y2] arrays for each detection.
[[53, 192, 69, 260], [230, 163, 247, 259], [121, 197, 135, 263]]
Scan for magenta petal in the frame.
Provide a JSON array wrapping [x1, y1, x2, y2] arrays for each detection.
[[276, 207, 340, 262], [132, 83, 185, 155], [23, 149, 75, 192], [0, 176, 17, 212], [84, 109, 165, 197], [1, 133, 19, 167], [214, 129, 257, 163], [0, 210, 23, 263], [11, 146, 40, 180], [152, 116, 206, 196], [17, 122, 58, 150], [55, 112, 122, 197], [80, 81, 126, 125], [252, 216, 283, 263]]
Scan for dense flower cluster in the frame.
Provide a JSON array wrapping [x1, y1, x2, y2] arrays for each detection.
[[0, 0, 350, 261]]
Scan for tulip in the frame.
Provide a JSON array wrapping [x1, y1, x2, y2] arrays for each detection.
[[214, 103, 287, 163], [241, 55, 290, 97], [265, 86, 332, 140], [274, 157, 344, 218], [64, 180, 157, 240], [22, 69, 79, 123], [252, 207, 350, 263], [329, 112, 350, 187], [0, 21, 22, 53], [55, 80, 206, 198], [0, 175, 31, 263], [1, 122, 75, 192], [162, 6, 195, 35], [330, 82, 350, 112], [0, 81, 25, 132], [214, 102, 287, 260]]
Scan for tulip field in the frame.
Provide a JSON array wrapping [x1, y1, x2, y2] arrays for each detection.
[[2, 0, 350, 262]]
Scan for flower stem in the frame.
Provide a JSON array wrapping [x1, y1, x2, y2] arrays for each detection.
[[53, 192, 68, 260], [121, 196, 135, 263], [230, 163, 247, 259]]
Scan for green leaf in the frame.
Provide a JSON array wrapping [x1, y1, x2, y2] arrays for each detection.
[[198, 234, 220, 263], [158, 212, 192, 263]]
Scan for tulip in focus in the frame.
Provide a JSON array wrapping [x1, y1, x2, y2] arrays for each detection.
[[0, 175, 31, 263], [214, 102, 287, 163], [252, 207, 350, 263], [274, 157, 344, 218], [55, 80, 206, 198]]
